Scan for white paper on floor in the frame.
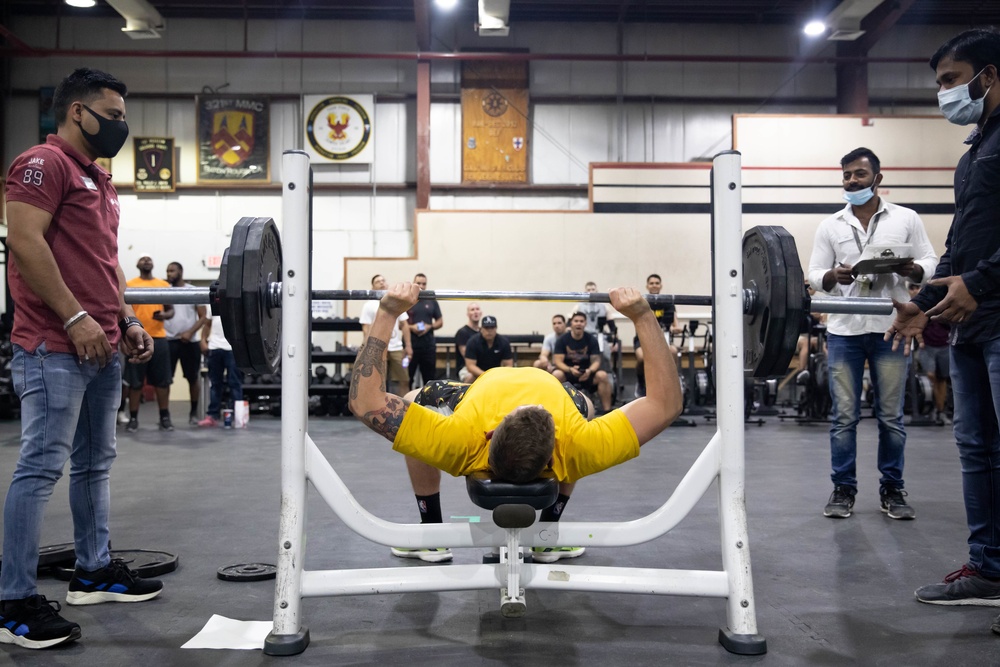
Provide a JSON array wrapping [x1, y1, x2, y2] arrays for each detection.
[[182, 614, 273, 650]]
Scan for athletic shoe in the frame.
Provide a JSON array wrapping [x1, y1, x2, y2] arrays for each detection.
[[880, 486, 915, 520], [117, 410, 130, 425], [158, 416, 174, 432], [823, 485, 855, 518], [915, 564, 1000, 606], [188, 414, 199, 426], [197, 415, 218, 428], [389, 547, 453, 563], [65, 558, 163, 606], [125, 417, 138, 433], [0, 595, 81, 650], [530, 546, 586, 563]]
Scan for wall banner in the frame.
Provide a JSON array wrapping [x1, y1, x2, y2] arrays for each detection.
[[461, 62, 529, 183], [133, 137, 176, 193], [197, 95, 270, 183], [303, 94, 375, 164]]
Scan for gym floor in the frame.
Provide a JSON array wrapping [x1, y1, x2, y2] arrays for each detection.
[[0, 399, 996, 666]]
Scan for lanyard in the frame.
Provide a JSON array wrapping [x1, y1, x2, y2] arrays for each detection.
[[851, 209, 883, 255]]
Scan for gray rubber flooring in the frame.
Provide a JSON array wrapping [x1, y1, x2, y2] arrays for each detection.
[[0, 400, 997, 666]]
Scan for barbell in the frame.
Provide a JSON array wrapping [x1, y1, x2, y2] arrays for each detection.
[[124, 217, 894, 377]]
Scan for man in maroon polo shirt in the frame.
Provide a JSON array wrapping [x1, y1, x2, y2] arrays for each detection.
[[0, 68, 163, 651]]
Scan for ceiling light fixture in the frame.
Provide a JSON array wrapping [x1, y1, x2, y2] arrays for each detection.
[[803, 20, 826, 37], [435, 0, 459, 9], [65, 0, 97, 7]]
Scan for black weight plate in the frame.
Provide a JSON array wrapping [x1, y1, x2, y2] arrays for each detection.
[[743, 226, 789, 378], [51, 549, 178, 581], [1, 542, 76, 574], [241, 217, 282, 374], [111, 549, 179, 578], [224, 217, 254, 372], [217, 562, 277, 582], [773, 229, 806, 378], [743, 226, 804, 378]]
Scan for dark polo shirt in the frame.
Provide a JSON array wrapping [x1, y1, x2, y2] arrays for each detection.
[[5, 134, 123, 353]]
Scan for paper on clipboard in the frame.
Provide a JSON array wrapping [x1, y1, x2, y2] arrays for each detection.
[[851, 244, 913, 277]]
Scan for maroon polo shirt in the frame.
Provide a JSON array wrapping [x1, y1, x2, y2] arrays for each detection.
[[4, 134, 122, 354]]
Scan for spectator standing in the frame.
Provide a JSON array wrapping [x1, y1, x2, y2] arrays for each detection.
[[406, 273, 443, 387], [164, 261, 208, 425], [197, 316, 244, 427], [359, 274, 412, 395], [0, 67, 161, 651], [124, 254, 174, 432]]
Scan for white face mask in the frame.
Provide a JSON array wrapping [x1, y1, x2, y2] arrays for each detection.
[[938, 66, 992, 126]]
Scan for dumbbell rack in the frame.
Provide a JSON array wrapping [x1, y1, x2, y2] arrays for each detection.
[[263, 150, 766, 656]]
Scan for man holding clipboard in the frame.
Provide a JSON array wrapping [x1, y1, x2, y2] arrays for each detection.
[[807, 147, 938, 521]]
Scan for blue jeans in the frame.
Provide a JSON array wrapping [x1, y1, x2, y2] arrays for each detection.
[[827, 333, 908, 491], [1, 344, 121, 600], [950, 338, 1000, 577], [206, 349, 244, 418]]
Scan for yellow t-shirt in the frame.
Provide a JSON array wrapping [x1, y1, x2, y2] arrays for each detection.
[[393, 366, 640, 483], [126, 276, 171, 338]]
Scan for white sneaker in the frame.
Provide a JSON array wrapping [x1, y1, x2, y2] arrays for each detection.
[[117, 411, 129, 425], [390, 547, 453, 563], [530, 546, 586, 563]]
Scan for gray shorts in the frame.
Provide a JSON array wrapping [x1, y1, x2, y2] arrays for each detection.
[[917, 345, 949, 378]]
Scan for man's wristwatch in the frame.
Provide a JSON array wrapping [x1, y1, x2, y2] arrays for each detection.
[[119, 317, 144, 337]]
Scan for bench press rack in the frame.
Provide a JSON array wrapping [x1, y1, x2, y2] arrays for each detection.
[[262, 149, 766, 656]]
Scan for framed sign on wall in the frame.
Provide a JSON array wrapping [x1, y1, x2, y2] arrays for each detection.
[[303, 94, 375, 164], [133, 137, 176, 193], [197, 95, 270, 183]]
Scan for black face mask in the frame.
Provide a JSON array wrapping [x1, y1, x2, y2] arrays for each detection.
[[79, 105, 129, 158]]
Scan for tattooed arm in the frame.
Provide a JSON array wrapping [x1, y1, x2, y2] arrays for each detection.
[[349, 282, 421, 442]]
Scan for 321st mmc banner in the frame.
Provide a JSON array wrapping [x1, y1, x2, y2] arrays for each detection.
[[197, 95, 270, 183]]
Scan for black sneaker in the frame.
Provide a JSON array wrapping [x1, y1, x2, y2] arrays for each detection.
[[880, 486, 915, 520], [823, 485, 855, 518], [915, 564, 1000, 606], [65, 558, 163, 606], [158, 415, 174, 431], [125, 417, 138, 433], [0, 594, 81, 650]]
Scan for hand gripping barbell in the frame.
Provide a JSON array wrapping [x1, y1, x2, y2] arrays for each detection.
[[124, 217, 893, 377]]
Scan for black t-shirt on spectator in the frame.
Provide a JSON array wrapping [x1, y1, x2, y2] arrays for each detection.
[[554, 331, 601, 371], [407, 299, 442, 349], [464, 333, 512, 372]]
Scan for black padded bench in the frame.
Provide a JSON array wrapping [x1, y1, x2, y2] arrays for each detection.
[[466, 471, 559, 568]]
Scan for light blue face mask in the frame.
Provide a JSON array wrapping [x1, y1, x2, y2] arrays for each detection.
[[938, 67, 991, 126], [842, 185, 875, 206]]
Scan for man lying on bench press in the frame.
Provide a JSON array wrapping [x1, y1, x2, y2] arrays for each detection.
[[349, 283, 683, 563]]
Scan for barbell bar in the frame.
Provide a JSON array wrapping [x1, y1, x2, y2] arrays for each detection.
[[123, 286, 893, 317], [119, 217, 898, 377]]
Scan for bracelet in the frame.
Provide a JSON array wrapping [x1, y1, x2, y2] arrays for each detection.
[[119, 316, 144, 337], [63, 310, 88, 330]]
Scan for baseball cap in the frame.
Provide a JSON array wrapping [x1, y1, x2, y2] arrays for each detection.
[[481, 315, 498, 328]]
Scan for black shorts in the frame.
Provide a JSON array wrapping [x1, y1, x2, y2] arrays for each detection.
[[123, 337, 172, 388], [415, 379, 588, 419], [169, 339, 202, 382]]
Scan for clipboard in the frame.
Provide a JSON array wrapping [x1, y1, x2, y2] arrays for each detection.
[[851, 244, 913, 277]]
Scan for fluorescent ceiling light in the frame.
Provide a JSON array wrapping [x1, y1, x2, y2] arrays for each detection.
[[435, 0, 459, 9], [65, 0, 97, 7], [803, 20, 826, 37]]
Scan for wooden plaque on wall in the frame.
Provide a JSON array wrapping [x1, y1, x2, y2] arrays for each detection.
[[461, 62, 528, 183]]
